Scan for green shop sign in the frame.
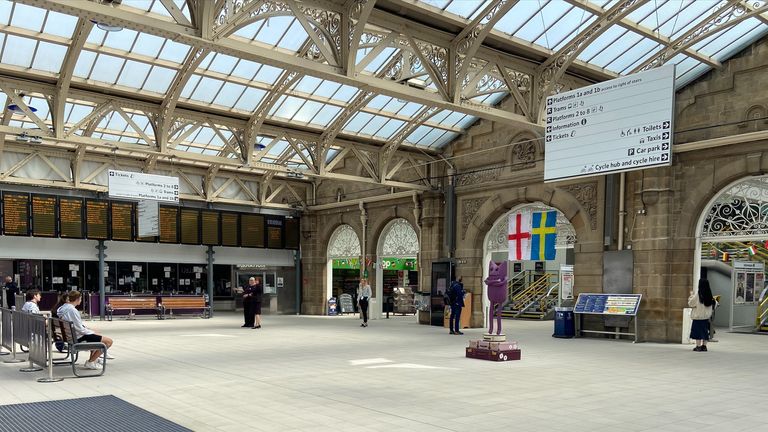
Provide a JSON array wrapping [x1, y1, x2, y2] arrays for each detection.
[[332, 258, 359, 269], [381, 258, 417, 271]]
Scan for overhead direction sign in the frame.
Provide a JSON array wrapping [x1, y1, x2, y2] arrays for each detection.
[[108, 170, 179, 203], [544, 64, 675, 182]]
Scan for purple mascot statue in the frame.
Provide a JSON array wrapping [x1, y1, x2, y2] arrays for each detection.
[[485, 261, 508, 335]]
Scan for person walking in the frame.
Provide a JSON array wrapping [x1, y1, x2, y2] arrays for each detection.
[[449, 277, 465, 335], [4, 276, 18, 310], [358, 278, 371, 327], [689, 279, 715, 352]]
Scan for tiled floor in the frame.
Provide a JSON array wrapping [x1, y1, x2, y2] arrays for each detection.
[[0, 313, 766, 431]]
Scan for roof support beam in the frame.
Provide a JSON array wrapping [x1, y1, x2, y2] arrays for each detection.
[[346, 0, 377, 76], [379, 105, 438, 181], [21, 0, 540, 131], [54, 18, 93, 138], [159, 0, 193, 26]]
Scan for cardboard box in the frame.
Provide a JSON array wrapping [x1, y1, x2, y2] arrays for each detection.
[[468, 340, 480, 349], [490, 341, 517, 351]]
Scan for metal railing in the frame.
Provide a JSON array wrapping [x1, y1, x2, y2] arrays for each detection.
[[0, 308, 63, 382], [756, 295, 768, 331]]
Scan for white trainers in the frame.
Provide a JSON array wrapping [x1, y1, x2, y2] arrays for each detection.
[[83, 361, 101, 370]]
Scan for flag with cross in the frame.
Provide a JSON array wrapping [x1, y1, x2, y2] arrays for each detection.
[[530, 211, 557, 261], [508, 212, 532, 261]]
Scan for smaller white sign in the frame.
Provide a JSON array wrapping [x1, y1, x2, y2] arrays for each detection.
[[152, 279, 158, 285], [108, 169, 180, 202], [277, 277, 284, 288], [71, 271, 77, 277], [119, 278, 125, 286], [68, 264, 79, 271], [164, 266, 171, 272], [132, 265, 142, 272], [134, 272, 140, 278], [164, 272, 171, 278], [185, 279, 191, 285], [195, 272, 201, 279], [53, 277, 63, 284], [193, 266, 203, 273]]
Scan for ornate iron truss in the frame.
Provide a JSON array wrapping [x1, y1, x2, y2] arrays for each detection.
[[1, 0, 762, 205]]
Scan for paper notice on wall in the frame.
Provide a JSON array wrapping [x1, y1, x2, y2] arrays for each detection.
[[69, 264, 79, 271], [53, 277, 63, 284], [277, 277, 284, 288], [165, 272, 171, 278], [134, 272, 140, 278], [71, 271, 77, 277], [195, 272, 201, 279], [103, 271, 108, 277], [185, 279, 191, 285], [152, 279, 158, 285], [164, 266, 171, 272], [132, 265, 142, 272], [119, 278, 125, 285], [193, 266, 203, 273]]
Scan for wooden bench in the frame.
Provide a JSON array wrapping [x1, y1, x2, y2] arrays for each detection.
[[106, 297, 161, 321], [159, 296, 210, 319], [52, 317, 107, 377]]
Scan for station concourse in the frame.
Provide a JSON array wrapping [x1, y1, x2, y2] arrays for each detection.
[[1, 0, 768, 430]]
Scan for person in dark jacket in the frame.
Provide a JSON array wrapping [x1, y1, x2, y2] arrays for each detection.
[[4, 276, 18, 310], [242, 277, 264, 329], [449, 276, 465, 335]]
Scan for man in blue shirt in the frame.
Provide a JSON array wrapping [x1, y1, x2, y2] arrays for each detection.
[[449, 277, 465, 335]]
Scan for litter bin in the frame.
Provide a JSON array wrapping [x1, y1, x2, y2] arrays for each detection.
[[553, 307, 575, 338]]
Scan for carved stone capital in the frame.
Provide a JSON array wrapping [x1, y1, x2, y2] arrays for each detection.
[[461, 197, 489, 239]]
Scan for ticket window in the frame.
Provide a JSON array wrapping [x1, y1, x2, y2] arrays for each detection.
[[148, 263, 178, 293], [115, 262, 148, 293], [51, 260, 84, 292], [178, 264, 207, 295]]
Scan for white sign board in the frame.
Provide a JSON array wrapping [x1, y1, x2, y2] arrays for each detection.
[[544, 64, 675, 182], [108, 170, 179, 202], [137, 200, 159, 237]]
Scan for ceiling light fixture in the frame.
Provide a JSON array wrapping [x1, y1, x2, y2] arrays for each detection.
[[89, 19, 123, 32], [7, 104, 37, 113]]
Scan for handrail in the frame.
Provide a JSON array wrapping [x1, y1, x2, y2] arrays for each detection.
[[510, 273, 553, 310], [756, 295, 768, 329]]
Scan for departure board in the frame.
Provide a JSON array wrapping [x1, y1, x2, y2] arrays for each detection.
[[285, 218, 299, 249], [180, 208, 200, 245], [85, 200, 109, 240], [110, 202, 134, 241], [221, 213, 238, 247], [159, 207, 178, 243], [31, 195, 57, 237], [241, 214, 264, 248], [267, 217, 283, 249], [2, 192, 30, 236], [59, 197, 84, 239], [201, 210, 220, 246]]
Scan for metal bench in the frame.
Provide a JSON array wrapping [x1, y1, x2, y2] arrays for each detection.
[[51, 317, 107, 377], [106, 297, 161, 321], [159, 296, 210, 319]]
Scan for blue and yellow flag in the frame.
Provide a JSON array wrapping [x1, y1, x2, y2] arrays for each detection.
[[530, 211, 557, 260]]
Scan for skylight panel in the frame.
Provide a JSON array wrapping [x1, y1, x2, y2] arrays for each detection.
[[86, 27, 107, 45], [397, 102, 425, 117], [180, 74, 202, 99], [310, 105, 342, 126], [343, 112, 374, 133], [271, 96, 305, 120], [89, 54, 125, 84], [405, 125, 431, 144], [268, 140, 290, 156], [325, 148, 339, 163], [116, 60, 152, 88], [432, 131, 459, 148], [207, 53, 239, 75], [523, 1, 573, 48], [189, 77, 225, 103], [129, 113, 151, 131], [694, 19, 763, 57], [374, 119, 405, 139], [380, 98, 407, 115], [606, 36, 659, 73], [66, 103, 93, 125], [331, 85, 360, 103], [541, 11, 596, 51], [430, 110, 451, 124], [311, 81, 342, 99], [102, 29, 139, 52], [158, 39, 191, 63], [254, 17, 295, 46], [231, 59, 263, 80], [591, 31, 642, 70], [366, 95, 392, 110], [0, 2, 10, 25], [10, 3, 45, 32], [445, 0, 490, 19], [277, 20, 308, 52], [358, 114, 388, 136], [637, 0, 693, 36], [619, 41, 662, 74], [419, 0, 451, 9], [1, 35, 36, 68], [149, 0, 173, 17], [440, 111, 466, 127], [624, 1, 658, 24], [42, 11, 78, 38], [132, 33, 166, 58], [577, 25, 626, 62], [212, 82, 247, 108], [253, 65, 284, 84], [191, 127, 215, 145], [292, 100, 324, 123], [417, 128, 449, 147], [294, 76, 323, 94], [103, 112, 128, 132], [457, 115, 478, 129], [657, 2, 709, 38], [672, 56, 699, 79], [31, 42, 67, 74], [494, 1, 542, 36], [143, 66, 177, 93], [233, 87, 267, 112], [364, 47, 397, 73]]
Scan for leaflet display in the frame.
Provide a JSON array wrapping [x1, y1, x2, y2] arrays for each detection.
[[85, 200, 109, 240], [221, 213, 239, 247], [180, 208, 200, 245], [59, 197, 84, 239], [2, 192, 30, 236], [159, 207, 179, 244], [544, 65, 675, 182], [111, 202, 134, 241], [241, 214, 265, 248], [31, 195, 57, 237], [201, 210, 220, 246]]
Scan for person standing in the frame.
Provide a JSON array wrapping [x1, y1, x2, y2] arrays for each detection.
[[252, 277, 263, 329], [21, 289, 41, 314], [689, 279, 715, 352], [242, 277, 258, 328], [4, 276, 19, 310], [358, 278, 371, 327], [449, 277, 465, 335]]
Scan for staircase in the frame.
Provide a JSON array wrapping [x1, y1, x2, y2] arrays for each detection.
[[501, 271, 560, 320]]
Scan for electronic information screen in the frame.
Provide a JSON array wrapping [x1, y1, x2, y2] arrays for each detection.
[[2, 192, 30, 236], [31, 195, 57, 237], [240, 214, 265, 248], [159, 206, 179, 244]]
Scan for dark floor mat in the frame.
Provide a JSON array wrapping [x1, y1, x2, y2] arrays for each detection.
[[0, 395, 192, 432]]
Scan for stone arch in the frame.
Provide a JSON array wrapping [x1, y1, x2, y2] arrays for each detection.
[[368, 213, 419, 254], [376, 218, 420, 257], [319, 218, 362, 260], [327, 224, 362, 259], [465, 183, 592, 253]]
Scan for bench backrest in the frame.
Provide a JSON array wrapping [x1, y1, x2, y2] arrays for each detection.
[[51, 317, 76, 345], [160, 297, 206, 309], [108, 298, 158, 309]]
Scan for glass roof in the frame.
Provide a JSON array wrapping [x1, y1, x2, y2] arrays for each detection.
[[0, 0, 766, 171]]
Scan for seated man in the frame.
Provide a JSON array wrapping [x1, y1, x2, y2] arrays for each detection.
[[57, 291, 113, 370], [21, 289, 41, 314]]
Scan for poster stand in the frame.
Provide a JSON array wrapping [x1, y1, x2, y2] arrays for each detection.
[[573, 293, 642, 343]]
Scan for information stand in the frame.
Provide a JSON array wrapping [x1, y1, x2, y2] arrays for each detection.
[[573, 293, 642, 343]]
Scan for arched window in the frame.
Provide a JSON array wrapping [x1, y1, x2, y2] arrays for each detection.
[[701, 175, 768, 240], [381, 218, 419, 257], [328, 225, 361, 258]]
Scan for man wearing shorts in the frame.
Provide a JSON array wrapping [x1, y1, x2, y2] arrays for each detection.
[[57, 291, 113, 370]]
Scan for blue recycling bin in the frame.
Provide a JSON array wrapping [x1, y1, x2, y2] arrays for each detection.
[[553, 307, 575, 338]]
